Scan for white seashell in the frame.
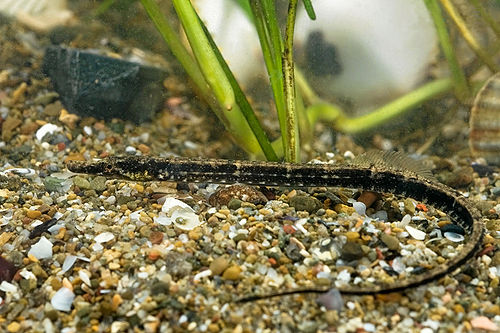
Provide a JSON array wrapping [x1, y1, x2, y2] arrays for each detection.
[[405, 225, 426, 240], [19, 269, 36, 280], [61, 255, 77, 273], [444, 232, 465, 243], [51, 287, 75, 312], [94, 232, 115, 244], [171, 209, 202, 231], [28, 236, 53, 259], [160, 197, 202, 230], [161, 197, 192, 213], [400, 214, 412, 227], [35, 123, 62, 141], [78, 270, 91, 286], [193, 269, 212, 282], [353, 201, 366, 215]]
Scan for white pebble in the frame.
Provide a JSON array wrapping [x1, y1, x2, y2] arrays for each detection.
[[337, 269, 351, 283], [353, 201, 366, 215], [0, 281, 17, 293], [95, 232, 115, 243], [28, 236, 53, 259], [405, 225, 426, 240], [51, 287, 75, 312], [363, 323, 376, 332], [125, 146, 136, 154], [83, 125, 93, 136], [194, 269, 212, 282]]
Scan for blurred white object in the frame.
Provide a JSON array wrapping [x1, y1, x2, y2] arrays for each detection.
[[195, 0, 263, 86], [0, 0, 73, 31], [195, 0, 437, 112]]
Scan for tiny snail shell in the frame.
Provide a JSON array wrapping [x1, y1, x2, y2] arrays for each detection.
[[469, 72, 500, 166]]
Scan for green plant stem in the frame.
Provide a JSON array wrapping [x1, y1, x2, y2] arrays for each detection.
[[282, 0, 300, 162], [199, 17, 278, 161], [295, 68, 320, 105], [148, 0, 276, 159], [439, 0, 499, 73], [250, 0, 286, 139], [334, 78, 452, 134], [140, 0, 209, 103], [424, 0, 469, 101]]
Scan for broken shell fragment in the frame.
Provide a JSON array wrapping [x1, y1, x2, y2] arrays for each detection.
[[444, 232, 465, 243], [405, 225, 426, 241]]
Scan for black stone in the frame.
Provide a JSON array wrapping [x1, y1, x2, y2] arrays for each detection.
[[471, 163, 496, 177], [42, 46, 168, 123], [440, 224, 465, 235], [340, 242, 364, 261]]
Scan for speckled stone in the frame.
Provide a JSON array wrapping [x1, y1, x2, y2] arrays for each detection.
[[289, 195, 322, 213], [90, 176, 107, 192], [73, 176, 91, 190]]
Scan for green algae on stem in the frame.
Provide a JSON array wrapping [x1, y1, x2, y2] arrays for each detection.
[[282, 0, 300, 162]]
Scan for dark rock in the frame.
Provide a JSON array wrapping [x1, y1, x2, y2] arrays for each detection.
[[29, 218, 58, 239], [471, 163, 496, 177], [340, 242, 364, 261], [150, 281, 170, 295], [285, 242, 304, 262], [42, 46, 168, 123], [440, 224, 465, 236], [0, 256, 17, 282]]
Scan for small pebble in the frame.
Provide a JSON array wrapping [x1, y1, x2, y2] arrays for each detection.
[[380, 233, 400, 251], [470, 316, 498, 331], [222, 265, 241, 280], [7, 322, 21, 333], [209, 257, 229, 276]]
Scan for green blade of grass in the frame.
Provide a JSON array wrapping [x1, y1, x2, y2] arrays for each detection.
[[197, 10, 278, 161], [423, 0, 469, 101], [249, 1, 286, 150], [140, 0, 210, 104], [301, 0, 316, 20], [334, 78, 453, 133], [171, 0, 277, 160]]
